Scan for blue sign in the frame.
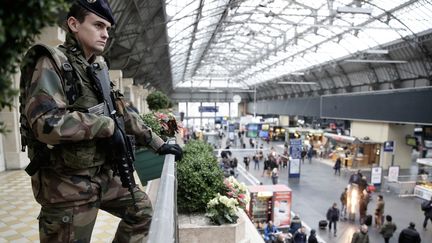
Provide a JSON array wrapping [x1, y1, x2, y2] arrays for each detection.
[[289, 139, 302, 178], [383, 141, 394, 152], [199, 106, 218, 112]]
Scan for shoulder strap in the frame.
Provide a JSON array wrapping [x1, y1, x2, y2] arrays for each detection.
[[21, 44, 80, 105], [19, 44, 80, 152]]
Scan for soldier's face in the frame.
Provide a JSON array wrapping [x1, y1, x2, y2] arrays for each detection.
[[68, 13, 111, 59]]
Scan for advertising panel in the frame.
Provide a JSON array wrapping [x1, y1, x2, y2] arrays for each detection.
[[273, 191, 291, 227]]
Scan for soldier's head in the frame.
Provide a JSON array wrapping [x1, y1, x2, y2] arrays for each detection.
[[66, 0, 115, 58]]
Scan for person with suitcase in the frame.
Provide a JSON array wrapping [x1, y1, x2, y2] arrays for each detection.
[[326, 202, 340, 237]]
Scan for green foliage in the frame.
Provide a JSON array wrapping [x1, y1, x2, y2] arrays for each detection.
[[140, 113, 163, 137], [177, 140, 225, 213], [0, 0, 69, 133], [146, 91, 170, 111]]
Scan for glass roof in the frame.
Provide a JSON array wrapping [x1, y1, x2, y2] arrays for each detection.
[[165, 0, 432, 89]]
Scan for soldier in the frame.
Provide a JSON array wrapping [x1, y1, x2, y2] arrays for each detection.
[[19, 0, 182, 242]]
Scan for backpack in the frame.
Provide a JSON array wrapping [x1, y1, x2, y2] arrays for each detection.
[[421, 201, 430, 211]]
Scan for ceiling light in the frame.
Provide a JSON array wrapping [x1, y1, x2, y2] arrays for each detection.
[[290, 72, 305, 76], [336, 7, 372, 14], [365, 49, 389, 54], [198, 89, 223, 93], [344, 59, 407, 64], [278, 82, 317, 85]]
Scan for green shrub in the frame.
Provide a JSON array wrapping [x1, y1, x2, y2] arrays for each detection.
[[0, 1, 69, 133], [146, 91, 170, 111], [177, 140, 225, 213], [140, 113, 162, 137]]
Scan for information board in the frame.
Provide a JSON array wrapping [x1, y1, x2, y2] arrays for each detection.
[[371, 166, 383, 185]]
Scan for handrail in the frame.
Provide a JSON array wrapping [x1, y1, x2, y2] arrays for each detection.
[[146, 151, 177, 243]]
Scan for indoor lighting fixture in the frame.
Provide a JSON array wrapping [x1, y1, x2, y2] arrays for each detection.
[[344, 59, 407, 64], [290, 72, 305, 76], [232, 89, 255, 92], [336, 6, 372, 14], [365, 49, 389, 54], [278, 81, 317, 85], [198, 89, 223, 92]]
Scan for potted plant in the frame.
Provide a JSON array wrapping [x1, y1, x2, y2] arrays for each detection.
[[177, 140, 225, 213], [177, 141, 251, 243], [134, 91, 181, 185]]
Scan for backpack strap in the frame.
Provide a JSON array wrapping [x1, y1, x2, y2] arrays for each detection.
[[19, 44, 82, 174]]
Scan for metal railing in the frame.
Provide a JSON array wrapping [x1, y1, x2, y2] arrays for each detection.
[[147, 152, 178, 243], [383, 174, 425, 197]]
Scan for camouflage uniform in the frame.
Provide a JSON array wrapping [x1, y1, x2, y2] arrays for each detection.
[[21, 33, 165, 243]]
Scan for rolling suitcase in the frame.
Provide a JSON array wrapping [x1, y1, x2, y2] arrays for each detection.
[[319, 220, 328, 229], [364, 214, 372, 226]]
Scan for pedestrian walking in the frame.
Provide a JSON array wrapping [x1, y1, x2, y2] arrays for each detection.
[[351, 224, 370, 243], [379, 215, 397, 243], [340, 188, 348, 220], [292, 226, 307, 243], [243, 156, 250, 171], [271, 167, 279, 185], [253, 155, 260, 170], [334, 157, 342, 175], [326, 202, 340, 237], [422, 196, 432, 229], [307, 229, 318, 243], [398, 222, 421, 243], [375, 195, 385, 228]]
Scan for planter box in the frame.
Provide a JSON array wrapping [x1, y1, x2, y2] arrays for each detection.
[[178, 213, 246, 243], [134, 149, 165, 186]]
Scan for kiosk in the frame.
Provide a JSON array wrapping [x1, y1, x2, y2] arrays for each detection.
[[247, 185, 292, 228]]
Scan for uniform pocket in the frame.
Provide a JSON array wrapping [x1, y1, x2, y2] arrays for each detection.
[[60, 141, 97, 169], [38, 207, 73, 242]]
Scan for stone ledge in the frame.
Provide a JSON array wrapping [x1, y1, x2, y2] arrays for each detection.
[[179, 210, 264, 243]]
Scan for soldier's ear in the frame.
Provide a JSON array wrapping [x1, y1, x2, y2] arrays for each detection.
[[67, 16, 80, 33]]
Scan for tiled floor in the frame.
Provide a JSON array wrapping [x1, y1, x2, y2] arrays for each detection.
[[0, 170, 120, 243]]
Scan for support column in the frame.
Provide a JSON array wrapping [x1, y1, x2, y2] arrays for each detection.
[[121, 78, 134, 102], [109, 70, 123, 91], [279, 115, 290, 126], [141, 89, 150, 114]]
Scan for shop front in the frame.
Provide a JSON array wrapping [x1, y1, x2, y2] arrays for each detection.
[[414, 158, 432, 200], [324, 133, 381, 167]]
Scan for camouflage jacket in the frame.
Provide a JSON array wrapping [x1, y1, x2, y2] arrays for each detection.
[[21, 33, 164, 171]]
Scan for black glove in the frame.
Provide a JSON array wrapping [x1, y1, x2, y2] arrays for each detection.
[[158, 144, 183, 161]]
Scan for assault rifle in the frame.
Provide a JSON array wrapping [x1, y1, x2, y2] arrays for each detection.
[[87, 63, 138, 211]]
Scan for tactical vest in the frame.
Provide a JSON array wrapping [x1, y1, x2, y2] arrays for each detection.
[[20, 44, 108, 173]]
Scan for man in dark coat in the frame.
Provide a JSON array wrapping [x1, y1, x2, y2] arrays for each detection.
[[326, 202, 340, 236], [422, 196, 432, 229], [398, 222, 421, 243]]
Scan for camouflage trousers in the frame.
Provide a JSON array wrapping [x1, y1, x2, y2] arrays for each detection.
[[32, 166, 153, 243]]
